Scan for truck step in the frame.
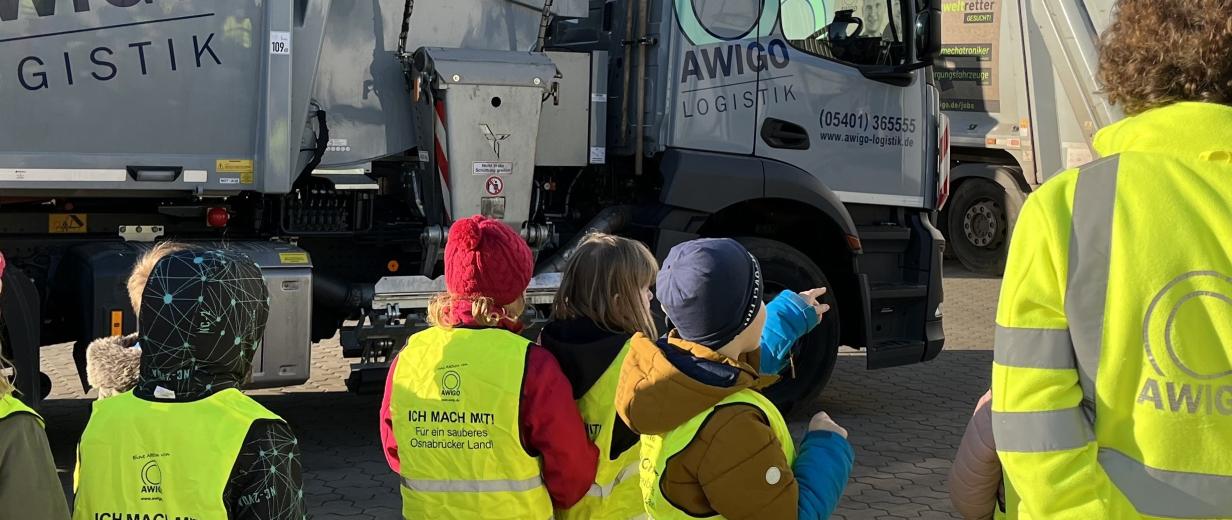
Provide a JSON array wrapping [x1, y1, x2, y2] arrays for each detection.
[[869, 283, 928, 300], [867, 338, 928, 369]]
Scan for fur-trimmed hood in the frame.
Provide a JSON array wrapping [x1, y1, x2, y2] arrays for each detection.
[[86, 334, 141, 399]]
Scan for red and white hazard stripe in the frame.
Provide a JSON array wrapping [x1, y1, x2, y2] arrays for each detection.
[[936, 114, 952, 210], [434, 99, 453, 220]]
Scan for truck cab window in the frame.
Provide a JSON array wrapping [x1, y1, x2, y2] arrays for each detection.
[[781, 0, 906, 66]]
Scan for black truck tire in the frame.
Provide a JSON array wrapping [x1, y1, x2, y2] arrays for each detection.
[[0, 266, 46, 405], [946, 177, 1023, 275], [736, 237, 840, 412]]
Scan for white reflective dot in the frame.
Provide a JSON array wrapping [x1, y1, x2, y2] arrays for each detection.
[[765, 466, 782, 485]]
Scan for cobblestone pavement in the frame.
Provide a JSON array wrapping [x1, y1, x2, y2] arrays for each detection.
[[39, 263, 1001, 519]]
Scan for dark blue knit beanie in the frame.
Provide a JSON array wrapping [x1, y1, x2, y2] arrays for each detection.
[[656, 238, 763, 349]]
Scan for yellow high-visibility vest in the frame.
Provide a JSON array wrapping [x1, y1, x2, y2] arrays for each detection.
[[0, 393, 41, 426], [639, 389, 795, 519], [390, 326, 553, 520], [557, 340, 643, 520], [73, 388, 281, 520], [992, 102, 1232, 519]]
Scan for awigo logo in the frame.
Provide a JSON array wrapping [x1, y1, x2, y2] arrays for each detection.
[[673, 0, 779, 45], [440, 370, 462, 400], [1137, 271, 1232, 415], [140, 459, 163, 496]]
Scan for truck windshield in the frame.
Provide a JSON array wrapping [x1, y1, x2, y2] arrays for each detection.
[[780, 0, 906, 67]]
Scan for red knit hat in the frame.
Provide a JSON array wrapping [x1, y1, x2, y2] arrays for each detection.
[[445, 216, 533, 305]]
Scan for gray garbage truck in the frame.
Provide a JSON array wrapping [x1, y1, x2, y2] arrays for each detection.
[[0, 0, 947, 407], [937, 0, 1121, 273]]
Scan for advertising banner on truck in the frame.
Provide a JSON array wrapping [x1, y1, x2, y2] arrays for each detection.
[[937, 0, 1001, 113]]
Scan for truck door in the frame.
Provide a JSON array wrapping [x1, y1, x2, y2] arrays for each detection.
[[668, 0, 782, 154], [756, 0, 930, 207]]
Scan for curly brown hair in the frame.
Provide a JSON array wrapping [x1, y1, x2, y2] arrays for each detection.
[[1098, 0, 1232, 115]]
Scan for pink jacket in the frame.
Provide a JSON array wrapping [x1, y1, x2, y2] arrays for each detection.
[[948, 390, 1002, 520]]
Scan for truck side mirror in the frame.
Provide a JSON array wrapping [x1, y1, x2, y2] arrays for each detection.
[[915, 0, 942, 62]]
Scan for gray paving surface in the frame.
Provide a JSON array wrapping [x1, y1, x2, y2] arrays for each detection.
[[39, 262, 1001, 519]]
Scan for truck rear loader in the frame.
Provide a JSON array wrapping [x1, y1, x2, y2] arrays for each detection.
[[0, 0, 948, 407], [937, 0, 1120, 274]]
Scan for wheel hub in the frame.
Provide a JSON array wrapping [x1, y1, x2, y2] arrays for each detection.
[[963, 201, 1000, 248]]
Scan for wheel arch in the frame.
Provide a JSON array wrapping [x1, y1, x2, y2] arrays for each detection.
[[656, 150, 870, 349], [696, 198, 866, 350]]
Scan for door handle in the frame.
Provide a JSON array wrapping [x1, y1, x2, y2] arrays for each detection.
[[761, 118, 811, 150]]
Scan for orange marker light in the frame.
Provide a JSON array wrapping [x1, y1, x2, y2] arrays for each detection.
[[387, 260, 400, 273], [110, 310, 123, 336]]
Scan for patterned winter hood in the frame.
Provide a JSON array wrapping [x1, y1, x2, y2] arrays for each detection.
[[134, 249, 270, 401]]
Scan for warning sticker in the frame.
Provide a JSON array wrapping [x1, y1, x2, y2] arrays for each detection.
[[216, 159, 254, 174], [472, 162, 512, 176], [279, 252, 310, 265], [49, 214, 87, 234], [485, 176, 505, 196], [240, 171, 254, 184]]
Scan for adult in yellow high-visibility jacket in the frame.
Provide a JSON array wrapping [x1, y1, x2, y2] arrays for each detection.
[[992, 2, 1232, 517]]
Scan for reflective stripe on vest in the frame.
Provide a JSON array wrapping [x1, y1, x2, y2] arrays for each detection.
[[639, 389, 795, 519], [390, 327, 552, 520], [994, 157, 1232, 518], [558, 340, 644, 520], [0, 394, 42, 426], [73, 389, 280, 520]]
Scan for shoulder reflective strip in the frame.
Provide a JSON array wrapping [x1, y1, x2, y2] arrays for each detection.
[[993, 326, 1076, 369], [1099, 448, 1232, 518], [401, 475, 545, 493], [585, 462, 640, 498], [991, 407, 1094, 453], [0, 169, 128, 182], [1064, 156, 1120, 409]]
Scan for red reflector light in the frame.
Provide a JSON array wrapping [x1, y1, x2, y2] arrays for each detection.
[[206, 207, 230, 228]]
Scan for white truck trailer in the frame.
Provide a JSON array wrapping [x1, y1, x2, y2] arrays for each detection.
[[0, 0, 948, 408], [937, 0, 1120, 273]]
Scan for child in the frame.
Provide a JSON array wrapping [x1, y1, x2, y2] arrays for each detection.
[[0, 251, 71, 519], [949, 390, 1011, 520], [380, 215, 598, 519], [616, 238, 854, 519], [540, 233, 835, 519], [74, 245, 306, 520]]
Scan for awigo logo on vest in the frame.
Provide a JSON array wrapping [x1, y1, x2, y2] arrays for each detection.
[[440, 370, 462, 402], [1137, 271, 1232, 415], [140, 459, 163, 499]]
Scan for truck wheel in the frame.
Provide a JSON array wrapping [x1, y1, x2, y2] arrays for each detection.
[[0, 266, 44, 406], [735, 238, 840, 412], [946, 178, 1022, 275]]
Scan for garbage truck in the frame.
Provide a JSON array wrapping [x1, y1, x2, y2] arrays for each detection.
[[937, 0, 1121, 273], [0, 0, 948, 408]]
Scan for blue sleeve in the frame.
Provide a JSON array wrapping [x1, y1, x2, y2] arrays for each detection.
[[794, 430, 855, 519], [759, 291, 819, 376]]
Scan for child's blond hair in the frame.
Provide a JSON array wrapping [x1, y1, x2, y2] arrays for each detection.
[[552, 233, 659, 337], [427, 294, 527, 329], [0, 354, 15, 399], [127, 242, 189, 316]]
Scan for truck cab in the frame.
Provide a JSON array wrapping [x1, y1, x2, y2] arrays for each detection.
[[0, 0, 946, 408]]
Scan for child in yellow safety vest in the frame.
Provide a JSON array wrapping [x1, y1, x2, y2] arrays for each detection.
[[614, 238, 855, 519], [74, 244, 306, 520], [0, 251, 71, 519], [380, 216, 599, 519]]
